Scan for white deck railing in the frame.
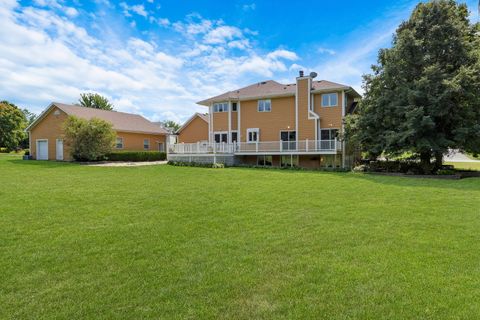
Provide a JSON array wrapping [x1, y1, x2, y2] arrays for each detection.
[[168, 139, 341, 154]]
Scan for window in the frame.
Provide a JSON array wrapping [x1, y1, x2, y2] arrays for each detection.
[[320, 129, 338, 140], [213, 102, 228, 112], [116, 137, 123, 149], [143, 139, 150, 150], [280, 131, 296, 150], [214, 132, 228, 143], [281, 155, 299, 167], [257, 155, 272, 166], [232, 102, 238, 112], [321, 93, 338, 107], [257, 99, 271, 112], [247, 128, 259, 143], [231, 131, 238, 143]]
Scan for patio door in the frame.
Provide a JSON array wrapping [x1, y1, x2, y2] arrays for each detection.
[[280, 131, 296, 150], [214, 132, 228, 143]]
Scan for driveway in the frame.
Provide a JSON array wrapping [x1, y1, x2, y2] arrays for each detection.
[[444, 150, 479, 162]]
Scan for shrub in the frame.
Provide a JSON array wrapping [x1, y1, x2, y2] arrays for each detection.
[[23, 149, 30, 156], [352, 164, 367, 172], [63, 116, 116, 161], [0, 147, 8, 153], [167, 161, 224, 168], [106, 151, 166, 162]]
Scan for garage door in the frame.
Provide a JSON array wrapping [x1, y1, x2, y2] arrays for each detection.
[[37, 140, 48, 160]]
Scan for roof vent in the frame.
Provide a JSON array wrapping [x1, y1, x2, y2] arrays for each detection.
[[299, 70, 304, 77]]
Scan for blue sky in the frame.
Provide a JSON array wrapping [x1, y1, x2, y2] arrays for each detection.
[[0, 0, 478, 122]]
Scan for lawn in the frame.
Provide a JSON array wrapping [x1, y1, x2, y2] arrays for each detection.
[[447, 161, 480, 171], [1, 154, 480, 319]]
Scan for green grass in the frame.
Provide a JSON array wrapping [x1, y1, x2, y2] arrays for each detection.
[[1, 154, 480, 319], [446, 161, 480, 171]]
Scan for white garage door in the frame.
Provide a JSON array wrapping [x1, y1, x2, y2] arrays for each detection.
[[37, 140, 48, 160]]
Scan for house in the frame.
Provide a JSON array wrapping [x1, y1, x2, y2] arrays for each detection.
[[168, 71, 361, 168], [176, 113, 209, 143], [27, 102, 169, 161]]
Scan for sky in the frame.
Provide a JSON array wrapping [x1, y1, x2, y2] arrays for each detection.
[[0, 0, 478, 123]]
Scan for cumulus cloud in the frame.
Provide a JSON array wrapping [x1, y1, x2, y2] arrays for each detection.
[[0, 3, 303, 122], [119, 2, 148, 18]]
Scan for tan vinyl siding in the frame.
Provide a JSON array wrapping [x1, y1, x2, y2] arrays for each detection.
[[212, 112, 228, 132], [240, 96, 295, 142], [114, 132, 166, 151], [231, 111, 238, 130], [30, 106, 70, 160], [314, 91, 343, 129], [30, 106, 166, 161], [297, 78, 316, 140], [178, 116, 209, 143]]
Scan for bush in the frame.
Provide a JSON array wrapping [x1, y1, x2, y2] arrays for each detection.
[[168, 161, 224, 168], [106, 151, 166, 162], [23, 149, 30, 156], [63, 116, 116, 161], [0, 147, 8, 153]]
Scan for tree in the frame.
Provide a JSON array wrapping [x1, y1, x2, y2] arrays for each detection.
[[347, 0, 480, 172], [63, 116, 116, 161], [78, 93, 114, 110], [163, 120, 181, 132], [0, 101, 27, 151]]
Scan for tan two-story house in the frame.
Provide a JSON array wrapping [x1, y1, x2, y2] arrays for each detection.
[[168, 71, 360, 168]]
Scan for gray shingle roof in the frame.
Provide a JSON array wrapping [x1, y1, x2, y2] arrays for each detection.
[[197, 79, 357, 106], [29, 102, 168, 135]]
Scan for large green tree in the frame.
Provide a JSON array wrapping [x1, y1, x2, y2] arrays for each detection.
[[78, 93, 114, 110], [63, 116, 116, 161], [0, 101, 27, 151], [347, 0, 480, 171]]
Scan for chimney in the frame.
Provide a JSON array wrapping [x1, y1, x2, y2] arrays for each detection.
[[299, 70, 304, 77]]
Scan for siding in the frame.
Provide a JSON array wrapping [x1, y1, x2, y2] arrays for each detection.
[[314, 91, 343, 129], [30, 106, 70, 160], [178, 116, 209, 143], [30, 106, 166, 161], [114, 132, 166, 152], [240, 96, 295, 142], [297, 78, 316, 140], [212, 111, 228, 132]]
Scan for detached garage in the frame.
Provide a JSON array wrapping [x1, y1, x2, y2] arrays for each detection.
[[27, 102, 169, 161]]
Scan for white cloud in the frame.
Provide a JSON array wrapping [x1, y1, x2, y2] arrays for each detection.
[[203, 25, 243, 44], [242, 3, 256, 11], [119, 2, 148, 18], [0, 2, 299, 122], [65, 7, 79, 18], [317, 47, 336, 55]]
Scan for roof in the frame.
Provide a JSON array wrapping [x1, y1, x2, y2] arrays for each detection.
[[176, 112, 209, 134], [27, 102, 168, 135], [197, 79, 361, 106]]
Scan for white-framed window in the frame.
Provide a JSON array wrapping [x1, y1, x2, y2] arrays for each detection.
[[247, 128, 259, 143], [143, 139, 150, 150], [116, 137, 124, 149], [213, 102, 229, 112], [257, 99, 271, 112], [214, 132, 228, 143], [232, 102, 238, 112], [321, 93, 338, 107]]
